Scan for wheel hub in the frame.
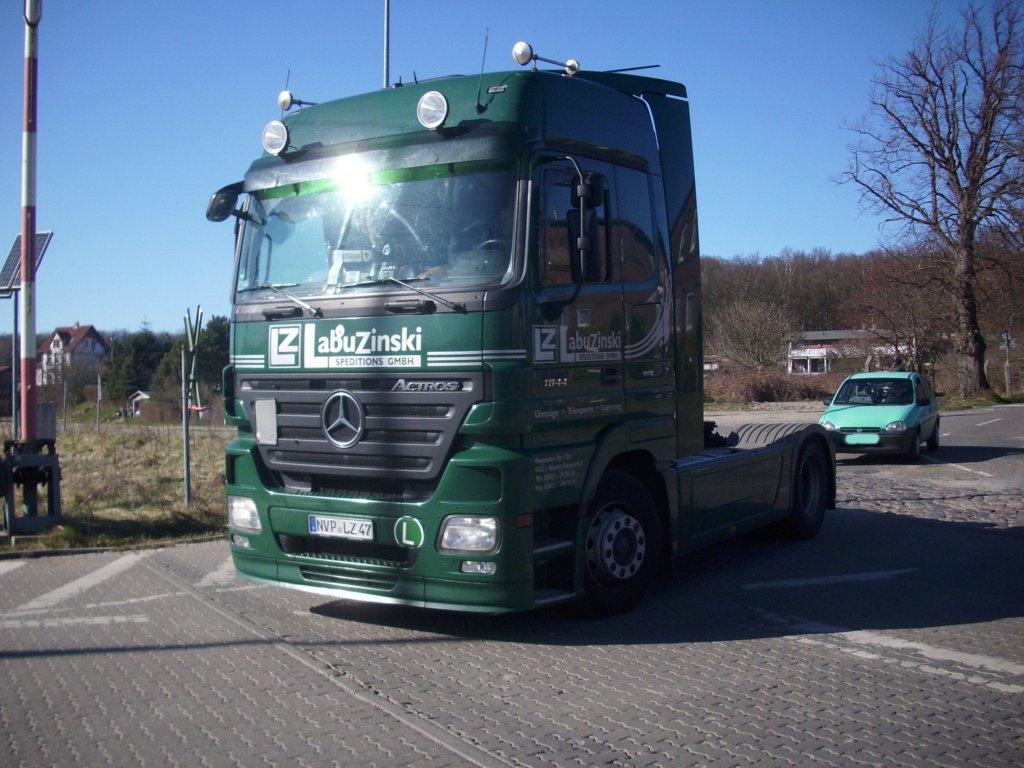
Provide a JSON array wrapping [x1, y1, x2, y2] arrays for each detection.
[[586, 507, 646, 582]]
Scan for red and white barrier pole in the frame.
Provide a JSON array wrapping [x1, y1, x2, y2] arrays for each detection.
[[20, 0, 42, 441]]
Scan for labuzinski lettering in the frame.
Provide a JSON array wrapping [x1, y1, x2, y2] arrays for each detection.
[[316, 325, 423, 355], [566, 330, 622, 352]]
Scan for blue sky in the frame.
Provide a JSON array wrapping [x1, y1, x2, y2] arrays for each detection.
[[0, 0, 981, 333]]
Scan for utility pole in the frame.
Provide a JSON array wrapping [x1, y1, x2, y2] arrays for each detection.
[[2, 1, 62, 536], [20, 0, 41, 440]]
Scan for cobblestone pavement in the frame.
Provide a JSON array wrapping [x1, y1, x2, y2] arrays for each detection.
[[1, 406, 1022, 767]]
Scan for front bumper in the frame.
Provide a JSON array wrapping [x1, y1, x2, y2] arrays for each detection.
[[225, 436, 544, 613], [825, 428, 917, 456]]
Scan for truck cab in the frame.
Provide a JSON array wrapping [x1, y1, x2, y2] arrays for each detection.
[[209, 46, 834, 614]]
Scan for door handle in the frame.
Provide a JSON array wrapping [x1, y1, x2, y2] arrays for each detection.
[[601, 367, 621, 386]]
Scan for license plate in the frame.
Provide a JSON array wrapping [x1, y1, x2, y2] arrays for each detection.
[[844, 433, 880, 446], [308, 515, 374, 540]]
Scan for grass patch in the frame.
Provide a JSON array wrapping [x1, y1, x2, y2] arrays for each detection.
[[3, 425, 229, 550]]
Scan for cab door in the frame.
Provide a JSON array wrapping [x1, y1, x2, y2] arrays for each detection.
[[614, 165, 673, 445], [526, 156, 625, 454]]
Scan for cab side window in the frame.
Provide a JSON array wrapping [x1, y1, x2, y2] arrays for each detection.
[[537, 162, 609, 286], [614, 167, 656, 283]]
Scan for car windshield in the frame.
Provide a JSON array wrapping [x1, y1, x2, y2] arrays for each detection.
[[833, 378, 914, 406], [235, 162, 515, 301]]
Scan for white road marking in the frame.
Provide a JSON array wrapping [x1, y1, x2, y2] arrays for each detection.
[[7, 552, 151, 616], [921, 455, 994, 476], [742, 569, 916, 590], [0, 561, 26, 577], [974, 418, 1002, 427], [0, 614, 148, 630], [195, 557, 238, 588], [82, 592, 188, 609], [759, 610, 1024, 693]]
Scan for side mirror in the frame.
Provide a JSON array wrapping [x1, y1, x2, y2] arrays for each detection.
[[574, 172, 605, 209], [206, 183, 243, 222]]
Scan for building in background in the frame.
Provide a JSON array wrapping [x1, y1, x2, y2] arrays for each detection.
[[36, 323, 108, 386]]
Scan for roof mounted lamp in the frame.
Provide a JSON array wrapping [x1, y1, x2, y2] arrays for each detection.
[[261, 120, 289, 155], [512, 41, 579, 76], [277, 89, 318, 111], [416, 90, 449, 130]]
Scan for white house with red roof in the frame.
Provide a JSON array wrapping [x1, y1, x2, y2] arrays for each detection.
[[36, 323, 108, 385]]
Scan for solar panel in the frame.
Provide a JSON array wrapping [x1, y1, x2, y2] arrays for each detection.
[[0, 231, 53, 298]]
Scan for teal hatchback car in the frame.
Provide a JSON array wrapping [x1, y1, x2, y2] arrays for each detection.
[[820, 371, 940, 461]]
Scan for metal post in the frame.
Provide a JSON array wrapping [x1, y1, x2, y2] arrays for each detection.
[[181, 346, 191, 508], [11, 294, 19, 440], [20, 0, 41, 441], [383, 0, 390, 88], [1004, 330, 1013, 397]]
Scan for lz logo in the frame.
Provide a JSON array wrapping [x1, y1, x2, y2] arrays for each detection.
[[533, 326, 558, 363], [269, 324, 301, 367]]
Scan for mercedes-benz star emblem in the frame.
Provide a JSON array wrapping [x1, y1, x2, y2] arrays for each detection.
[[320, 390, 365, 449]]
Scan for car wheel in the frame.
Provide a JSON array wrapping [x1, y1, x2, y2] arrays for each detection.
[[580, 471, 661, 616], [785, 440, 829, 540], [904, 429, 921, 463], [926, 418, 940, 451]]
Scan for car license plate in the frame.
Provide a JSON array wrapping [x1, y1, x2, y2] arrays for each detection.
[[308, 515, 373, 540], [845, 433, 880, 446]]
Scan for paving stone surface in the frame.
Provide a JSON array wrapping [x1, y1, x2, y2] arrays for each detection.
[[2, 404, 1022, 766]]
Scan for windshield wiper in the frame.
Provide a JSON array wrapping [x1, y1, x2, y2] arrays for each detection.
[[347, 276, 466, 313], [257, 282, 323, 318]]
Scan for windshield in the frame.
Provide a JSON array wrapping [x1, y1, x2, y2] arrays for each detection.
[[235, 162, 515, 302], [833, 378, 914, 406]]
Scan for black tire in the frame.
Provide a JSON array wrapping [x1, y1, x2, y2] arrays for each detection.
[[926, 419, 940, 452], [904, 429, 921, 463], [785, 440, 829, 540], [580, 471, 661, 616]]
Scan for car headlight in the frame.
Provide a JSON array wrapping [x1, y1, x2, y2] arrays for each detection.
[[439, 516, 498, 553], [228, 496, 262, 532], [883, 420, 907, 432], [821, 420, 836, 431]]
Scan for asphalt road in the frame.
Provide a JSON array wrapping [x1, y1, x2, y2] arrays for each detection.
[[1, 404, 1022, 766]]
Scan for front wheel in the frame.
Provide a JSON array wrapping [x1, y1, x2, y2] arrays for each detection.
[[580, 471, 661, 616], [904, 429, 922, 463], [785, 441, 829, 540]]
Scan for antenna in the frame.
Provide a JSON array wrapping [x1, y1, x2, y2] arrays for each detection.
[[280, 69, 291, 117], [606, 64, 660, 73], [475, 28, 490, 114]]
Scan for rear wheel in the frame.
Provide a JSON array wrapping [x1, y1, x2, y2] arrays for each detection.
[[785, 441, 829, 540], [926, 419, 940, 451], [580, 471, 661, 616]]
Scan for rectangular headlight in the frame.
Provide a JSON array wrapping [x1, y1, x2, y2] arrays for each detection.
[[228, 495, 261, 532], [439, 516, 498, 553]]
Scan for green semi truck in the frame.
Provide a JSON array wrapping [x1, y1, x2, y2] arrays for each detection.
[[207, 43, 835, 615]]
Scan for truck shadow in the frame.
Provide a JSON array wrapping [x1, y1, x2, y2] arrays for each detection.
[[310, 507, 1024, 647]]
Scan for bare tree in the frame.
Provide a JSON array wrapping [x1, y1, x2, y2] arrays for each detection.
[[842, 1, 1024, 395], [706, 297, 791, 371]]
